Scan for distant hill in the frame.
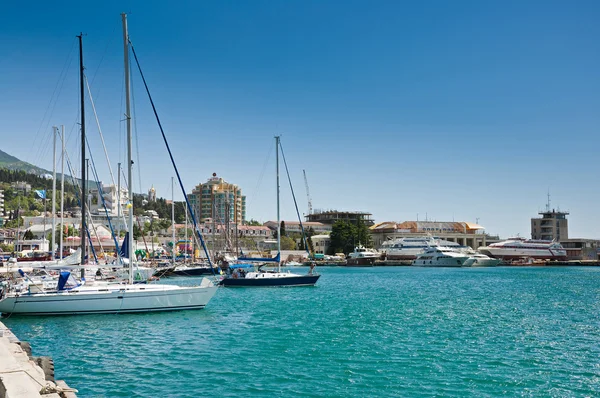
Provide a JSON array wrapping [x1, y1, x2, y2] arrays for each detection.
[[0, 149, 51, 175]]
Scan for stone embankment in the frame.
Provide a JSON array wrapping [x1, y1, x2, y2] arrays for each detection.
[[0, 321, 77, 398]]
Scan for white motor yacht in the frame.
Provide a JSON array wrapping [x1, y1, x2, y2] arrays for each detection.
[[346, 245, 379, 266], [412, 247, 470, 267]]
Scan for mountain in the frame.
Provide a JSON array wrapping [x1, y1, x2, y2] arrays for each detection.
[[0, 149, 51, 175]]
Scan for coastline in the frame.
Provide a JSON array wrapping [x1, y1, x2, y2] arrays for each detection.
[[0, 320, 77, 397]]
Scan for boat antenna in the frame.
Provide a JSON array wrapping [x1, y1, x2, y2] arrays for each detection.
[[77, 33, 87, 273]]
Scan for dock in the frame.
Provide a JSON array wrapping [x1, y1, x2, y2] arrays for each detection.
[[0, 321, 77, 398]]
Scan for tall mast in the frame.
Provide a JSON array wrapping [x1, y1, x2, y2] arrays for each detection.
[[184, 203, 188, 263], [172, 177, 175, 265], [275, 135, 281, 272], [51, 126, 57, 258], [78, 33, 87, 268], [117, 162, 121, 238], [59, 125, 65, 260], [122, 13, 134, 284]]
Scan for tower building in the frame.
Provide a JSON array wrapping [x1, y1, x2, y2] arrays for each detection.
[[188, 173, 246, 224]]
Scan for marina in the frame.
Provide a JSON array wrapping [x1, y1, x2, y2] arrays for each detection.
[[0, 1, 597, 396], [3, 266, 600, 397]]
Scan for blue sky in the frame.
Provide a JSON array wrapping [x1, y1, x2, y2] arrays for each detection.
[[1, 0, 598, 239]]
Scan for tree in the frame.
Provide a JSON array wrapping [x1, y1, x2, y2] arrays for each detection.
[[280, 221, 286, 237], [246, 219, 262, 226], [23, 230, 34, 240], [280, 235, 296, 250], [328, 220, 373, 255]]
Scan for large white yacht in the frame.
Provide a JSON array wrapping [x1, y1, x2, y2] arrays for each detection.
[[412, 247, 470, 267], [382, 237, 437, 260], [479, 237, 566, 260]]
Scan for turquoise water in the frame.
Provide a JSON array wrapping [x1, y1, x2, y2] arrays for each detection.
[[4, 266, 600, 397]]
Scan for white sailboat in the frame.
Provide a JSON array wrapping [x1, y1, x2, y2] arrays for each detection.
[[0, 13, 217, 315]]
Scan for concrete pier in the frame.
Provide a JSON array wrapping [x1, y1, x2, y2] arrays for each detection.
[[0, 321, 77, 398]]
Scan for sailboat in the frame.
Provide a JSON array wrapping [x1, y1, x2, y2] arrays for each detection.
[[0, 14, 217, 315], [219, 136, 320, 287]]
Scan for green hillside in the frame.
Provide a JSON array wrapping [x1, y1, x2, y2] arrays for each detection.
[[0, 149, 50, 175]]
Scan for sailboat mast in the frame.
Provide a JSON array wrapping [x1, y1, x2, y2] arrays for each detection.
[[78, 33, 87, 268], [122, 13, 134, 284], [172, 177, 175, 265], [275, 135, 281, 272], [59, 125, 65, 260], [51, 126, 57, 258]]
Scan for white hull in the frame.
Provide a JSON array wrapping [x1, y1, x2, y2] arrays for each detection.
[[485, 247, 566, 260], [385, 248, 426, 260], [0, 279, 217, 315], [412, 257, 468, 267], [412, 246, 469, 267], [463, 257, 501, 267]]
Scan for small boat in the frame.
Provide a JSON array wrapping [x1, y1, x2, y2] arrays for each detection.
[[346, 245, 379, 266], [461, 248, 501, 267], [412, 246, 470, 267], [219, 137, 319, 287]]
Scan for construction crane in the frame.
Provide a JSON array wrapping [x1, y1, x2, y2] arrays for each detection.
[[303, 169, 313, 215]]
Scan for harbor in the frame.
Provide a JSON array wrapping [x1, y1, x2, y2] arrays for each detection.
[[3, 266, 600, 397], [0, 0, 598, 396]]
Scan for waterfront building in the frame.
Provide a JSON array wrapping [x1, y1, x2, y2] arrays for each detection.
[[305, 209, 374, 227], [560, 239, 599, 261], [311, 234, 331, 255], [188, 173, 246, 224], [531, 208, 569, 241], [370, 221, 487, 250], [263, 221, 331, 234]]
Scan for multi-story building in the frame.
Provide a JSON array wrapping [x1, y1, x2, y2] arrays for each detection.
[[305, 209, 374, 227], [531, 208, 569, 241], [89, 183, 129, 216], [370, 220, 487, 250], [188, 173, 246, 224]]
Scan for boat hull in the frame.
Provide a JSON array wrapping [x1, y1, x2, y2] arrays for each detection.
[[485, 248, 566, 260], [463, 257, 501, 267], [168, 267, 218, 276], [345, 257, 377, 267], [0, 283, 218, 316], [219, 274, 320, 287], [412, 257, 469, 267]]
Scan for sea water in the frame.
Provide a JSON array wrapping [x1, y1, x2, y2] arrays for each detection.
[[4, 266, 600, 397]]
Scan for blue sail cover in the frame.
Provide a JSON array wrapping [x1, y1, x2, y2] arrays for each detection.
[[238, 253, 280, 263], [119, 232, 130, 259], [57, 271, 71, 291]]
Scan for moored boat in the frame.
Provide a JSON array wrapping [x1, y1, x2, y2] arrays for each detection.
[[479, 237, 567, 260], [412, 246, 470, 267], [346, 245, 379, 266]]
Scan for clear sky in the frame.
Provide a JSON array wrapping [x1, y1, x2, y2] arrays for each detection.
[[1, 0, 598, 239]]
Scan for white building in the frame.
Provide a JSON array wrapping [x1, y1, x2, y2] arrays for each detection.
[[89, 183, 129, 216]]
